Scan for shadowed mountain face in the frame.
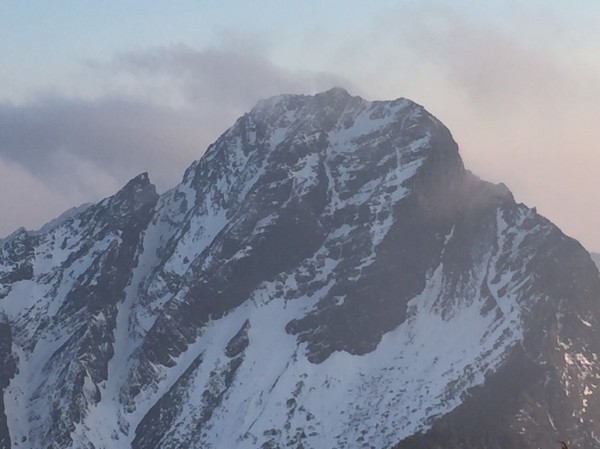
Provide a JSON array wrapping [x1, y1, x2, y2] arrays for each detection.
[[592, 253, 600, 270], [1, 88, 599, 449]]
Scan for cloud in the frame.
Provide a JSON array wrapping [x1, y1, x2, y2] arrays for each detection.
[[373, 2, 600, 251], [87, 44, 355, 118], [0, 97, 198, 192], [337, 2, 571, 108], [0, 45, 352, 237], [0, 159, 94, 236]]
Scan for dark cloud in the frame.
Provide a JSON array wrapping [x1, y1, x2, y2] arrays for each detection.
[[0, 45, 352, 191], [0, 97, 199, 192], [0, 45, 352, 237], [108, 45, 351, 109]]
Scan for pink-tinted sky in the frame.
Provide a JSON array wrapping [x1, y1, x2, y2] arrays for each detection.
[[1, 1, 599, 251]]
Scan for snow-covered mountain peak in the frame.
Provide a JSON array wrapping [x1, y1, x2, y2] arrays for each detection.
[[251, 86, 356, 114], [102, 171, 155, 207], [1, 89, 600, 449]]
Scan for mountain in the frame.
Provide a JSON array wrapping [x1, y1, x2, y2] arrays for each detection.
[[1, 88, 600, 449], [592, 253, 600, 271]]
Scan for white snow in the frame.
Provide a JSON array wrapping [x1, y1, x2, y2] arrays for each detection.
[[107, 247, 526, 449]]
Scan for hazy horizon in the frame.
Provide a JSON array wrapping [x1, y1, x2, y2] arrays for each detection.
[[1, 1, 599, 252]]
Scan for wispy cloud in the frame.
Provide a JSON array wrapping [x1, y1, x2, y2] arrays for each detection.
[[103, 45, 351, 110], [367, 2, 600, 250]]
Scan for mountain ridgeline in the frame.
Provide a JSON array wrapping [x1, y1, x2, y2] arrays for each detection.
[[1, 88, 599, 449]]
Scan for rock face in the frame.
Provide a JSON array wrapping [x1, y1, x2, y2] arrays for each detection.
[[0, 313, 16, 449], [592, 252, 600, 270], [1, 88, 599, 449]]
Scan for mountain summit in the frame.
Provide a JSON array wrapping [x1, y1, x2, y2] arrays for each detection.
[[1, 89, 599, 449]]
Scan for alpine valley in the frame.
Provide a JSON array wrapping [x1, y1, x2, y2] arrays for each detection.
[[1, 88, 599, 449]]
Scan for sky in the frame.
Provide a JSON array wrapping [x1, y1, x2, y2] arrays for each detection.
[[1, 1, 599, 251]]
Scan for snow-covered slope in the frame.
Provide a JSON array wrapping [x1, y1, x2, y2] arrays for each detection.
[[1, 88, 600, 449]]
